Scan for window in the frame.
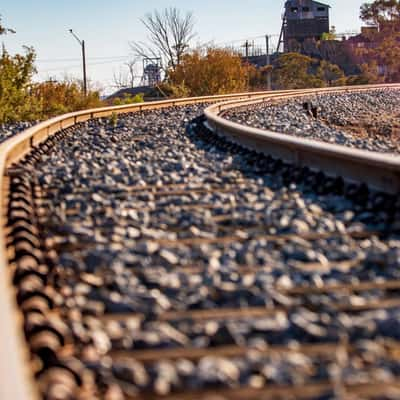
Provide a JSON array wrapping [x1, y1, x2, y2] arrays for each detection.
[[317, 7, 325, 11], [291, 7, 298, 13], [302, 7, 310, 12]]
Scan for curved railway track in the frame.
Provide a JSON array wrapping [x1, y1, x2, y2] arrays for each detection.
[[204, 84, 400, 193], [1, 84, 400, 400]]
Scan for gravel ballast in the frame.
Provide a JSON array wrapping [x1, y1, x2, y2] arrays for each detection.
[[224, 89, 400, 153], [9, 101, 400, 399], [0, 121, 35, 142]]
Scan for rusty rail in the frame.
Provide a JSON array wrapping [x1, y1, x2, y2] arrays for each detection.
[[0, 89, 298, 400], [204, 83, 400, 194], [0, 84, 399, 399]]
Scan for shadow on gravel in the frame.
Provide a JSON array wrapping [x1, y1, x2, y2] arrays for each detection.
[[187, 114, 400, 239]]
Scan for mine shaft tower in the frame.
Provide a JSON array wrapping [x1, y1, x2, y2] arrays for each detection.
[[278, 0, 330, 52]]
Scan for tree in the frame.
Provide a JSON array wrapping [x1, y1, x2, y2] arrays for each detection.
[[317, 60, 346, 86], [0, 14, 15, 35], [360, 0, 400, 30], [130, 7, 195, 73], [321, 26, 337, 41], [30, 78, 103, 120], [0, 46, 41, 122], [0, 15, 105, 123], [347, 61, 384, 85], [113, 59, 139, 89], [0, 17, 40, 122], [273, 53, 323, 89], [358, 0, 400, 82], [375, 33, 400, 81], [360, 61, 383, 82], [168, 48, 251, 96], [249, 65, 273, 90]]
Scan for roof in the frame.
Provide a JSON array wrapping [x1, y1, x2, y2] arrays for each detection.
[[313, 0, 331, 8], [285, 0, 331, 8]]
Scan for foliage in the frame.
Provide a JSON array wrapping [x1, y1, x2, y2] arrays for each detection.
[[273, 53, 323, 89], [321, 32, 334, 41], [317, 60, 346, 86], [0, 15, 105, 123], [375, 33, 400, 81], [110, 112, 118, 128], [357, 0, 400, 82], [0, 14, 15, 35], [347, 61, 385, 85], [131, 7, 195, 73], [30, 79, 103, 120], [360, 0, 400, 29], [0, 16, 41, 122], [112, 92, 144, 106], [0, 48, 104, 123], [321, 26, 337, 41], [249, 65, 272, 90], [0, 46, 41, 123], [272, 54, 348, 89], [113, 59, 139, 89], [165, 49, 348, 95], [157, 81, 190, 98], [168, 48, 251, 96]]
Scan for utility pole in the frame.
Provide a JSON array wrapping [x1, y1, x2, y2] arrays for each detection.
[[69, 29, 87, 96], [265, 35, 272, 90], [242, 40, 253, 92], [245, 40, 250, 60]]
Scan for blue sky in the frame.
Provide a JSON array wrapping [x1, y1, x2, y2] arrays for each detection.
[[1, 1, 368, 94]]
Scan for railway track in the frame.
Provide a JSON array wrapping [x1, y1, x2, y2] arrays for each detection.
[[1, 84, 400, 400]]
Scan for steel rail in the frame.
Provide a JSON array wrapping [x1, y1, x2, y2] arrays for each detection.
[[204, 83, 400, 194], [0, 88, 303, 400], [0, 84, 398, 399]]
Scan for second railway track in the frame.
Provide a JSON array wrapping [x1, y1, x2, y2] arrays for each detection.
[[2, 85, 400, 400]]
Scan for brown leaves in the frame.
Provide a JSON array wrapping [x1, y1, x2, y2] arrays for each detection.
[[169, 48, 251, 96]]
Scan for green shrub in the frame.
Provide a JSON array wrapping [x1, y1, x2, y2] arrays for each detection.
[[110, 112, 118, 128], [0, 46, 41, 123], [30, 79, 104, 120], [113, 93, 144, 106]]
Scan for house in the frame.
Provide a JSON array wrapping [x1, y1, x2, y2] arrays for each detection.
[[281, 0, 330, 51]]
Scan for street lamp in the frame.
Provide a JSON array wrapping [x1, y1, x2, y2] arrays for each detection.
[[69, 29, 87, 96]]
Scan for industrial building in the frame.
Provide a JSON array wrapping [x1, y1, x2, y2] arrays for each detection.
[[279, 0, 330, 52]]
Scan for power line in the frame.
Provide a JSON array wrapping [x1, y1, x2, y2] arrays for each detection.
[[37, 33, 283, 65], [213, 34, 280, 47], [37, 55, 129, 63], [39, 58, 129, 73]]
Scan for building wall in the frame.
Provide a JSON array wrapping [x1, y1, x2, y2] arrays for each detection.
[[286, 18, 329, 40], [285, 0, 329, 21], [284, 0, 330, 48]]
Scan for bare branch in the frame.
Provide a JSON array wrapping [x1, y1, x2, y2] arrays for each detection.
[[125, 58, 139, 88], [113, 58, 140, 89], [0, 15, 16, 35], [130, 7, 196, 73], [130, 41, 161, 62], [113, 69, 129, 89]]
